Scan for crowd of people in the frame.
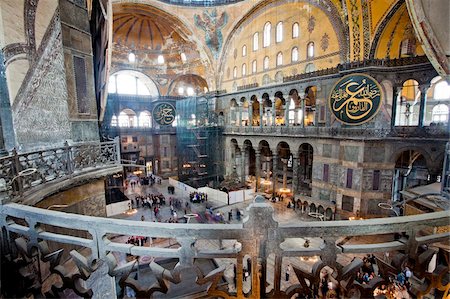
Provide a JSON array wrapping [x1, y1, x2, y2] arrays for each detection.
[[189, 191, 208, 203]]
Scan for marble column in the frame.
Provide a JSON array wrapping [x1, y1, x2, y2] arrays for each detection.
[[284, 104, 289, 127], [282, 161, 287, 189], [248, 101, 253, 126], [271, 98, 276, 126], [418, 84, 429, 128], [272, 154, 278, 195], [255, 150, 261, 190], [241, 148, 246, 183], [391, 87, 400, 128], [301, 98, 306, 128], [292, 157, 299, 195], [238, 105, 242, 127]]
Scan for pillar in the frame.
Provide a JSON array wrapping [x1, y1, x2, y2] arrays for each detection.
[[292, 157, 299, 195], [284, 103, 289, 127], [282, 161, 287, 189], [238, 105, 242, 127], [248, 101, 253, 126], [255, 150, 261, 190], [0, 51, 14, 154], [418, 84, 429, 128], [271, 98, 276, 126], [259, 100, 264, 128], [301, 98, 306, 128], [391, 86, 400, 128], [240, 148, 246, 183], [272, 154, 278, 195]]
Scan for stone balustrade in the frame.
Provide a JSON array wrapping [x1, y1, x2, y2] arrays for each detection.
[[224, 125, 450, 139], [1, 195, 448, 298], [0, 139, 121, 203]]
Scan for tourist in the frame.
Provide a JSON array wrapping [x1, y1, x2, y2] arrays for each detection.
[[285, 264, 291, 281]]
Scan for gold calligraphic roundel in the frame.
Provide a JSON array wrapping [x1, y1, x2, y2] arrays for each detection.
[[153, 102, 176, 125], [329, 73, 383, 125]]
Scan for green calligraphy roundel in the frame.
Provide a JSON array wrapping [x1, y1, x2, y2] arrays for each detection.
[[153, 102, 176, 125], [329, 73, 383, 125]]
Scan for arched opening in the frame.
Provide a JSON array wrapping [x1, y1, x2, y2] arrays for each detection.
[[263, 22, 271, 47], [304, 86, 317, 126], [274, 91, 285, 126], [395, 79, 420, 126], [243, 140, 256, 184], [259, 140, 273, 194], [168, 74, 209, 97], [424, 76, 450, 126], [138, 110, 152, 128], [251, 95, 259, 126], [262, 93, 272, 126], [298, 143, 313, 195], [230, 99, 239, 126], [276, 142, 292, 196], [108, 70, 159, 96], [241, 97, 249, 126], [288, 89, 302, 126], [392, 150, 431, 207], [118, 109, 137, 128]]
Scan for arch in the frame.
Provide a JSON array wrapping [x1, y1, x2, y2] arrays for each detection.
[[431, 104, 449, 123], [291, 47, 299, 62], [298, 143, 314, 193], [292, 22, 299, 38], [167, 74, 209, 96], [253, 32, 259, 51], [138, 110, 152, 128], [243, 139, 256, 178], [252, 60, 257, 74], [242, 63, 247, 77], [118, 109, 137, 128], [395, 79, 420, 126], [310, 203, 317, 213], [307, 41, 315, 58], [263, 56, 270, 70], [262, 74, 271, 86], [276, 52, 283, 66], [109, 70, 159, 96], [263, 22, 271, 47], [325, 208, 333, 220], [276, 21, 283, 43], [251, 95, 260, 126], [304, 86, 317, 126], [242, 44, 247, 57]]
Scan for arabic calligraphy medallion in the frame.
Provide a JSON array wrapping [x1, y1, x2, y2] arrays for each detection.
[[329, 74, 383, 125], [153, 103, 176, 125]]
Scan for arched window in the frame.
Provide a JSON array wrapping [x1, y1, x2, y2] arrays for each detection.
[[138, 111, 152, 127], [233, 66, 237, 78], [111, 115, 118, 127], [432, 104, 449, 123], [395, 79, 420, 126], [252, 60, 257, 74], [242, 63, 247, 76], [291, 47, 299, 62], [253, 32, 259, 51], [118, 110, 137, 128], [242, 45, 247, 57], [180, 52, 187, 63], [263, 22, 271, 47], [305, 63, 315, 73], [307, 42, 314, 58], [263, 56, 270, 70], [276, 52, 283, 66], [434, 80, 450, 100], [276, 21, 283, 43], [292, 23, 299, 38], [108, 71, 158, 96], [288, 98, 302, 125]]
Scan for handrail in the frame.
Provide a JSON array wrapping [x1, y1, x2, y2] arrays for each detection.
[[0, 139, 121, 201]]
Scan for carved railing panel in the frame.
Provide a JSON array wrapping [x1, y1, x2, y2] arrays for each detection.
[[1, 199, 449, 298], [0, 139, 120, 199]]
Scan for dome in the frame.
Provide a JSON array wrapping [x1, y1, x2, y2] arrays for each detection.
[[113, 4, 186, 51]]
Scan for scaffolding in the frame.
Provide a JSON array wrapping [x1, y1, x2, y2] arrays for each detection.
[[176, 97, 223, 188]]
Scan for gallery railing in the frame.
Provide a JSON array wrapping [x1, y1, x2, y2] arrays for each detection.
[[223, 125, 450, 139], [0, 139, 121, 200], [0, 197, 448, 298]]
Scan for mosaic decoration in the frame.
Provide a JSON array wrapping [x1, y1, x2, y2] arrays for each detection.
[[195, 9, 228, 59], [329, 74, 383, 125], [349, 0, 361, 60], [386, 8, 406, 58], [153, 102, 176, 125], [321, 33, 330, 51], [361, 0, 371, 59], [307, 15, 316, 33]]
